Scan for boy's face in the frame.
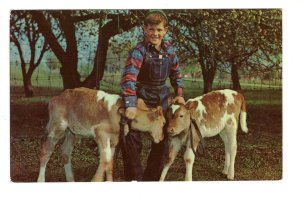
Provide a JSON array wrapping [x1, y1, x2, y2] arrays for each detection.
[[144, 22, 168, 48]]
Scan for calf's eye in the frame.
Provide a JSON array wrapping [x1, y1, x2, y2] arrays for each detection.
[[180, 115, 183, 118]]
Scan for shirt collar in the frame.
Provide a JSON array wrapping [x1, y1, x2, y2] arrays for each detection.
[[143, 40, 168, 53]]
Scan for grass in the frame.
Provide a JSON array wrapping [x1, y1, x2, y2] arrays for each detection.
[[10, 81, 282, 109], [10, 84, 282, 182]]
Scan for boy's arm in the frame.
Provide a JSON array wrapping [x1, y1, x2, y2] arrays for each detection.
[[121, 48, 143, 108], [169, 53, 184, 97]]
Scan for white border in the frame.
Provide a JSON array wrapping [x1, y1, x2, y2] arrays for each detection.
[[2, 0, 300, 200]]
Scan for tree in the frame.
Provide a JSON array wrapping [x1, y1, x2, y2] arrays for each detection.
[[30, 10, 83, 89], [10, 11, 49, 97], [30, 10, 143, 90], [81, 10, 143, 88], [169, 9, 281, 93], [169, 10, 219, 93], [214, 10, 282, 91]]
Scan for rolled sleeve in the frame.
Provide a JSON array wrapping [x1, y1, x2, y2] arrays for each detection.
[[169, 54, 184, 96], [124, 96, 137, 108]]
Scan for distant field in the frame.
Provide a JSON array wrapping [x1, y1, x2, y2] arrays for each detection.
[[10, 67, 281, 106]]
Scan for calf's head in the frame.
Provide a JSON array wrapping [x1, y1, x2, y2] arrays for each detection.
[[131, 99, 165, 143], [166, 101, 198, 136]]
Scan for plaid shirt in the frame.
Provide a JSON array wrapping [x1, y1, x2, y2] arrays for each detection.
[[121, 41, 183, 108]]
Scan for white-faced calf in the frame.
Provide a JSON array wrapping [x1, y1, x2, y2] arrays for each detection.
[[37, 87, 165, 182], [160, 89, 248, 181]]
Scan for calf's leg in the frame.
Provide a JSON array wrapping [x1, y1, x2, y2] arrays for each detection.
[[225, 121, 238, 180], [92, 131, 112, 182], [105, 147, 115, 181], [61, 129, 76, 182], [159, 138, 182, 181], [37, 126, 65, 182], [220, 131, 230, 176], [184, 146, 196, 181]]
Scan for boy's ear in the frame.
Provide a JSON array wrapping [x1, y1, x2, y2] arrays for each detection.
[[164, 26, 168, 33]]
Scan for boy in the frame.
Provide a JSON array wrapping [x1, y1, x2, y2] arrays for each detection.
[[121, 10, 185, 181]]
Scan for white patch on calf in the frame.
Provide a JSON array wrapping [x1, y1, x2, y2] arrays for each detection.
[[96, 91, 121, 112], [102, 138, 111, 162], [60, 119, 68, 129], [170, 137, 182, 151], [171, 104, 180, 114], [97, 90, 106, 100], [219, 89, 237, 106]]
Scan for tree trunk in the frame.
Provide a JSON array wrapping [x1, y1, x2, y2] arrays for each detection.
[[81, 32, 109, 89], [199, 57, 217, 94], [13, 38, 34, 97], [231, 60, 242, 91], [19, 60, 34, 97], [82, 14, 138, 89], [60, 66, 81, 89], [23, 76, 34, 97], [33, 11, 138, 90], [32, 11, 81, 90], [202, 68, 214, 94]]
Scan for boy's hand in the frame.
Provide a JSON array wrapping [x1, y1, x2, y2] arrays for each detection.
[[174, 96, 185, 104], [125, 107, 137, 119]]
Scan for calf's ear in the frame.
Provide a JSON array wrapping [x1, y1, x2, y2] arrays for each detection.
[[118, 107, 125, 115], [167, 96, 175, 105], [136, 98, 149, 111], [185, 100, 198, 110], [157, 106, 163, 115]]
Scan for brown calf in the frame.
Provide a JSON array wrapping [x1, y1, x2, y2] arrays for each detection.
[[37, 87, 165, 182], [160, 89, 248, 181]]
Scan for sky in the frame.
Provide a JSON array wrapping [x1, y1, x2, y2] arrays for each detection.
[[1, 0, 300, 200]]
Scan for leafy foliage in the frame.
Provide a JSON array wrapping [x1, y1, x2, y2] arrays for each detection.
[[10, 9, 282, 93]]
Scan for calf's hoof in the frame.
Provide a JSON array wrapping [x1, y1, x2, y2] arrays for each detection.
[[222, 169, 228, 175], [227, 174, 234, 180]]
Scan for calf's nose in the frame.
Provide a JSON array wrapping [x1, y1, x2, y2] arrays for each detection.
[[160, 133, 164, 141], [168, 128, 174, 134]]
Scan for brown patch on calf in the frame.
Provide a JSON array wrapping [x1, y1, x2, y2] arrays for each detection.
[[60, 88, 110, 126], [226, 118, 234, 126], [200, 92, 227, 128], [146, 106, 163, 122], [147, 111, 157, 122], [185, 158, 192, 164], [227, 93, 244, 120]]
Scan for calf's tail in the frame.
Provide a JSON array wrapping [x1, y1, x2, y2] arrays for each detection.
[[240, 94, 249, 133]]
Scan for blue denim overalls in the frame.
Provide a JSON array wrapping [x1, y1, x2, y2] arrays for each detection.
[[122, 44, 171, 181]]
